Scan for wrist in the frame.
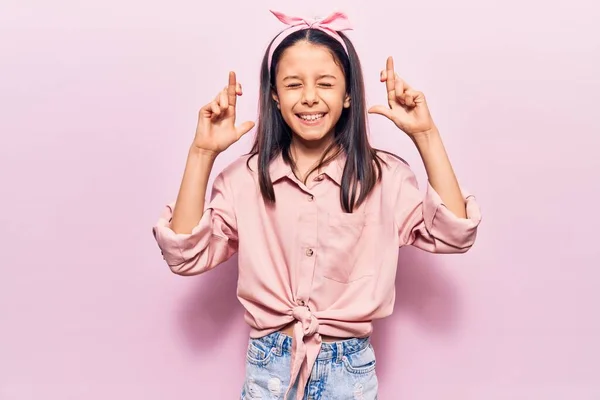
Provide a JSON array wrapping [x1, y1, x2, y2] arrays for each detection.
[[410, 126, 441, 149], [189, 145, 220, 161], [188, 146, 219, 169]]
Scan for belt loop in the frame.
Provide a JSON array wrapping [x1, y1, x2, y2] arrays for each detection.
[[276, 330, 286, 355], [336, 341, 344, 363]]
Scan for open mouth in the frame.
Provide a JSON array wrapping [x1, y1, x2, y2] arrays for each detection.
[[296, 113, 326, 124]]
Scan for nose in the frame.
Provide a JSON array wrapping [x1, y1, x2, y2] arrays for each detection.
[[301, 85, 319, 106]]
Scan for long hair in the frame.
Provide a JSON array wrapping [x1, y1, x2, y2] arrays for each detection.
[[247, 28, 389, 213]]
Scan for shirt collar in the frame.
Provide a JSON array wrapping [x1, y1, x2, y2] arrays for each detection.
[[269, 150, 346, 186]]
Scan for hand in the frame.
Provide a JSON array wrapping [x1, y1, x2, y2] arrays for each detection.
[[368, 57, 436, 138], [193, 71, 255, 156]]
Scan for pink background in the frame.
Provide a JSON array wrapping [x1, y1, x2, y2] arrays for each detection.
[[1, 0, 599, 399]]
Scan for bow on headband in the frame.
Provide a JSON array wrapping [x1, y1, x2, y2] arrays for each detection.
[[267, 10, 353, 70]]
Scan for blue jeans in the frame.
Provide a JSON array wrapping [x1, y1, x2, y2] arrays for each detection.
[[241, 331, 378, 399]]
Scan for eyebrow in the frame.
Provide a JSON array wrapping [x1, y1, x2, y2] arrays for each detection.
[[282, 74, 338, 81]]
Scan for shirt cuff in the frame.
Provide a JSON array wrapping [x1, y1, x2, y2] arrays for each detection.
[[152, 201, 211, 267], [422, 182, 482, 250]]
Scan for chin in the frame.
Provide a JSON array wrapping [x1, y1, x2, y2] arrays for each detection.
[[294, 130, 328, 141], [290, 127, 334, 145]]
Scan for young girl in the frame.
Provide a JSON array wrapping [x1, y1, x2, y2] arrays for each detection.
[[152, 10, 481, 400]]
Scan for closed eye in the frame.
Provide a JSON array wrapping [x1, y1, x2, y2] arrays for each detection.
[[284, 83, 333, 88]]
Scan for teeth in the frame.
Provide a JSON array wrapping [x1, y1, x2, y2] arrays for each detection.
[[299, 114, 324, 121]]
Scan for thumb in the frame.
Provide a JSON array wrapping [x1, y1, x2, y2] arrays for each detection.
[[235, 121, 255, 139], [368, 105, 392, 119]]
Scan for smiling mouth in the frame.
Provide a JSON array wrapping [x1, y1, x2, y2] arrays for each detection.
[[296, 113, 326, 122]]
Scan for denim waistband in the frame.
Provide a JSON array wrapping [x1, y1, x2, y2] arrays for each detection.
[[252, 331, 371, 362]]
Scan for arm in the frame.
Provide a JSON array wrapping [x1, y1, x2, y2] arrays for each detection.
[[369, 56, 481, 251], [152, 71, 254, 275], [170, 147, 217, 234], [412, 127, 466, 219], [394, 163, 480, 253], [152, 167, 238, 275]]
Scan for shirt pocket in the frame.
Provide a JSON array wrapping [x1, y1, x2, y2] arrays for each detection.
[[321, 211, 380, 284]]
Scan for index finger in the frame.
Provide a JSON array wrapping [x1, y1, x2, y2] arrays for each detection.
[[227, 71, 237, 106]]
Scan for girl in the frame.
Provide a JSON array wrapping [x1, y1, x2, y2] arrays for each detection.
[[153, 10, 481, 400]]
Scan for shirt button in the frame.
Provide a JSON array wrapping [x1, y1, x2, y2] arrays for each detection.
[[298, 300, 305, 306], [314, 175, 324, 182], [308, 195, 314, 202], [306, 248, 314, 257]]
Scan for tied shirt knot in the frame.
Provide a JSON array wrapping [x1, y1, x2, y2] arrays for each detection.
[[292, 305, 319, 337], [284, 304, 322, 399]]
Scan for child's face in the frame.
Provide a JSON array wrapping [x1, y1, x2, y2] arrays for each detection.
[[272, 41, 351, 147]]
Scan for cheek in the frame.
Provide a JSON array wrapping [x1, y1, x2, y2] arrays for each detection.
[[276, 88, 299, 103], [327, 89, 347, 105]]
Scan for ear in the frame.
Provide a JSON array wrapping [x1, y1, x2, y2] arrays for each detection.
[[271, 89, 280, 109], [343, 94, 351, 108]]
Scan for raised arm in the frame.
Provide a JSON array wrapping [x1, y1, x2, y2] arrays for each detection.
[[152, 71, 255, 275]]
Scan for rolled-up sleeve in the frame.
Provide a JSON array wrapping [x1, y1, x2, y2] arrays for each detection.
[[152, 172, 238, 275], [395, 166, 481, 253]]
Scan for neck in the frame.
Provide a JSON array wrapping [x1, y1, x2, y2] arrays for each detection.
[[289, 135, 336, 181]]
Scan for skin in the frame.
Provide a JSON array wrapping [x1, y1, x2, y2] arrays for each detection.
[[170, 45, 467, 235], [271, 41, 350, 180], [368, 56, 467, 218], [170, 72, 254, 234]]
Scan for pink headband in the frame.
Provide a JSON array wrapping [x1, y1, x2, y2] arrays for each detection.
[[267, 10, 353, 72]]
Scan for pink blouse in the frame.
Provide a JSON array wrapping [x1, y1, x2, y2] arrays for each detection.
[[152, 151, 481, 399]]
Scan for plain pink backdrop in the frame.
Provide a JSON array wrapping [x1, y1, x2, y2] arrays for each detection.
[[1, 0, 599, 399]]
